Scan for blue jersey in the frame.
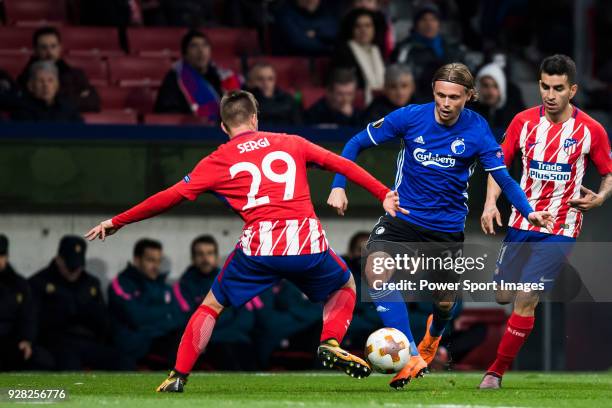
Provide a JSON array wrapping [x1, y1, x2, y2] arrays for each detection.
[[332, 102, 533, 233]]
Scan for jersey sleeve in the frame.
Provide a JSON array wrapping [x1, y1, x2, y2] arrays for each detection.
[[173, 153, 222, 201], [588, 123, 612, 176], [299, 137, 390, 202], [331, 105, 417, 189], [501, 115, 522, 166], [477, 118, 507, 172]]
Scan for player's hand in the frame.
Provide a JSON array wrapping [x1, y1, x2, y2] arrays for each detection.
[[480, 204, 502, 235], [84, 219, 118, 241], [18, 340, 32, 360], [527, 211, 554, 233], [383, 190, 409, 218], [327, 187, 349, 216], [567, 185, 604, 212]]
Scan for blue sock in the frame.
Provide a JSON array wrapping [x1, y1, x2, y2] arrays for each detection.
[[429, 302, 458, 337], [369, 288, 418, 355]]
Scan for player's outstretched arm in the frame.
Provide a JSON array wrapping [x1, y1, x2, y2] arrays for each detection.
[[481, 174, 503, 235], [568, 173, 612, 212], [489, 168, 554, 232], [304, 138, 408, 217], [327, 128, 378, 215], [84, 187, 185, 241]]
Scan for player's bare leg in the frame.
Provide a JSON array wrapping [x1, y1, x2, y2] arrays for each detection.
[[317, 274, 372, 379], [479, 290, 539, 389], [157, 291, 224, 393]]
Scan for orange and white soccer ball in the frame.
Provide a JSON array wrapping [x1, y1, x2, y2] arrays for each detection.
[[365, 327, 411, 373]]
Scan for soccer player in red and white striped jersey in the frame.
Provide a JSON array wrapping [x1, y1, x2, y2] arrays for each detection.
[[85, 90, 406, 392], [479, 55, 612, 389]]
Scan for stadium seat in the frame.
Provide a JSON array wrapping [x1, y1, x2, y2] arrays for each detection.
[[247, 57, 312, 90], [0, 54, 30, 78], [4, 0, 67, 26], [452, 308, 507, 370], [97, 86, 157, 114], [313, 57, 332, 86], [62, 27, 123, 58], [127, 27, 259, 59], [127, 27, 186, 58], [203, 28, 259, 57], [143, 113, 211, 126], [0, 27, 34, 55], [108, 56, 172, 88], [300, 87, 326, 110], [83, 111, 139, 125], [64, 56, 109, 87]]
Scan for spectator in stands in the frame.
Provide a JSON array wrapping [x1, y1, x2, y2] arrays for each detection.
[[246, 62, 302, 125], [470, 61, 526, 136], [341, 231, 381, 348], [348, 0, 394, 58], [154, 30, 241, 122], [305, 69, 362, 127], [18, 27, 100, 113], [0, 234, 52, 370], [175, 235, 256, 370], [108, 239, 183, 368], [332, 8, 386, 104], [391, 3, 467, 102], [363, 63, 414, 124], [29, 236, 122, 370], [12, 62, 82, 123], [274, 0, 338, 56]]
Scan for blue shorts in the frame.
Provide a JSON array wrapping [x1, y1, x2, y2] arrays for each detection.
[[211, 248, 351, 307], [494, 227, 575, 291]]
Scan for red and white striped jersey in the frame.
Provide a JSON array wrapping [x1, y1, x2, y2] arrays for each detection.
[[503, 106, 612, 238], [172, 130, 389, 255]]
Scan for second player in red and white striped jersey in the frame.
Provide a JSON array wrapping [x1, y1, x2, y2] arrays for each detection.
[[502, 105, 612, 237], [172, 130, 389, 255]]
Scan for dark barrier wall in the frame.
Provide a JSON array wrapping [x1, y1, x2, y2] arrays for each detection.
[[0, 123, 609, 239]]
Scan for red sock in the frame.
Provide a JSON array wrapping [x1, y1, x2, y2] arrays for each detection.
[[174, 304, 218, 374], [487, 312, 535, 377], [320, 287, 356, 344]]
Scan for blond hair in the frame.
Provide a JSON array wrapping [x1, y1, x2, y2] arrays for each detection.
[[432, 63, 478, 101]]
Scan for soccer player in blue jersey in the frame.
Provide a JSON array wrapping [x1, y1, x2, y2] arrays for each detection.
[[327, 63, 553, 389]]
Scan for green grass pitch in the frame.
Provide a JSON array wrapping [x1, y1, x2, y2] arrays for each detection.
[[2, 371, 611, 407]]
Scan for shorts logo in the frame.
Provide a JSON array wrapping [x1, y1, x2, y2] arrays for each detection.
[[413, 148, 456, 168], [563, 138, 578, 155], [375, 226, 385, 235], [451, 138, 466, 155], [183, 174, 191, 183], [372, 118, 384, 128]]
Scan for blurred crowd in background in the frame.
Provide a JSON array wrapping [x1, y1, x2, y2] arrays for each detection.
[[0, 0, 610, 134], [1, 232, 488, 371]]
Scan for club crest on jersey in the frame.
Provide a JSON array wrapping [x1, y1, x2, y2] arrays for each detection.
[[451, 138, 466, 155], [413, 148, 456, 168], [237, 137, 270, 153], [563, 138, 578, 155]]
